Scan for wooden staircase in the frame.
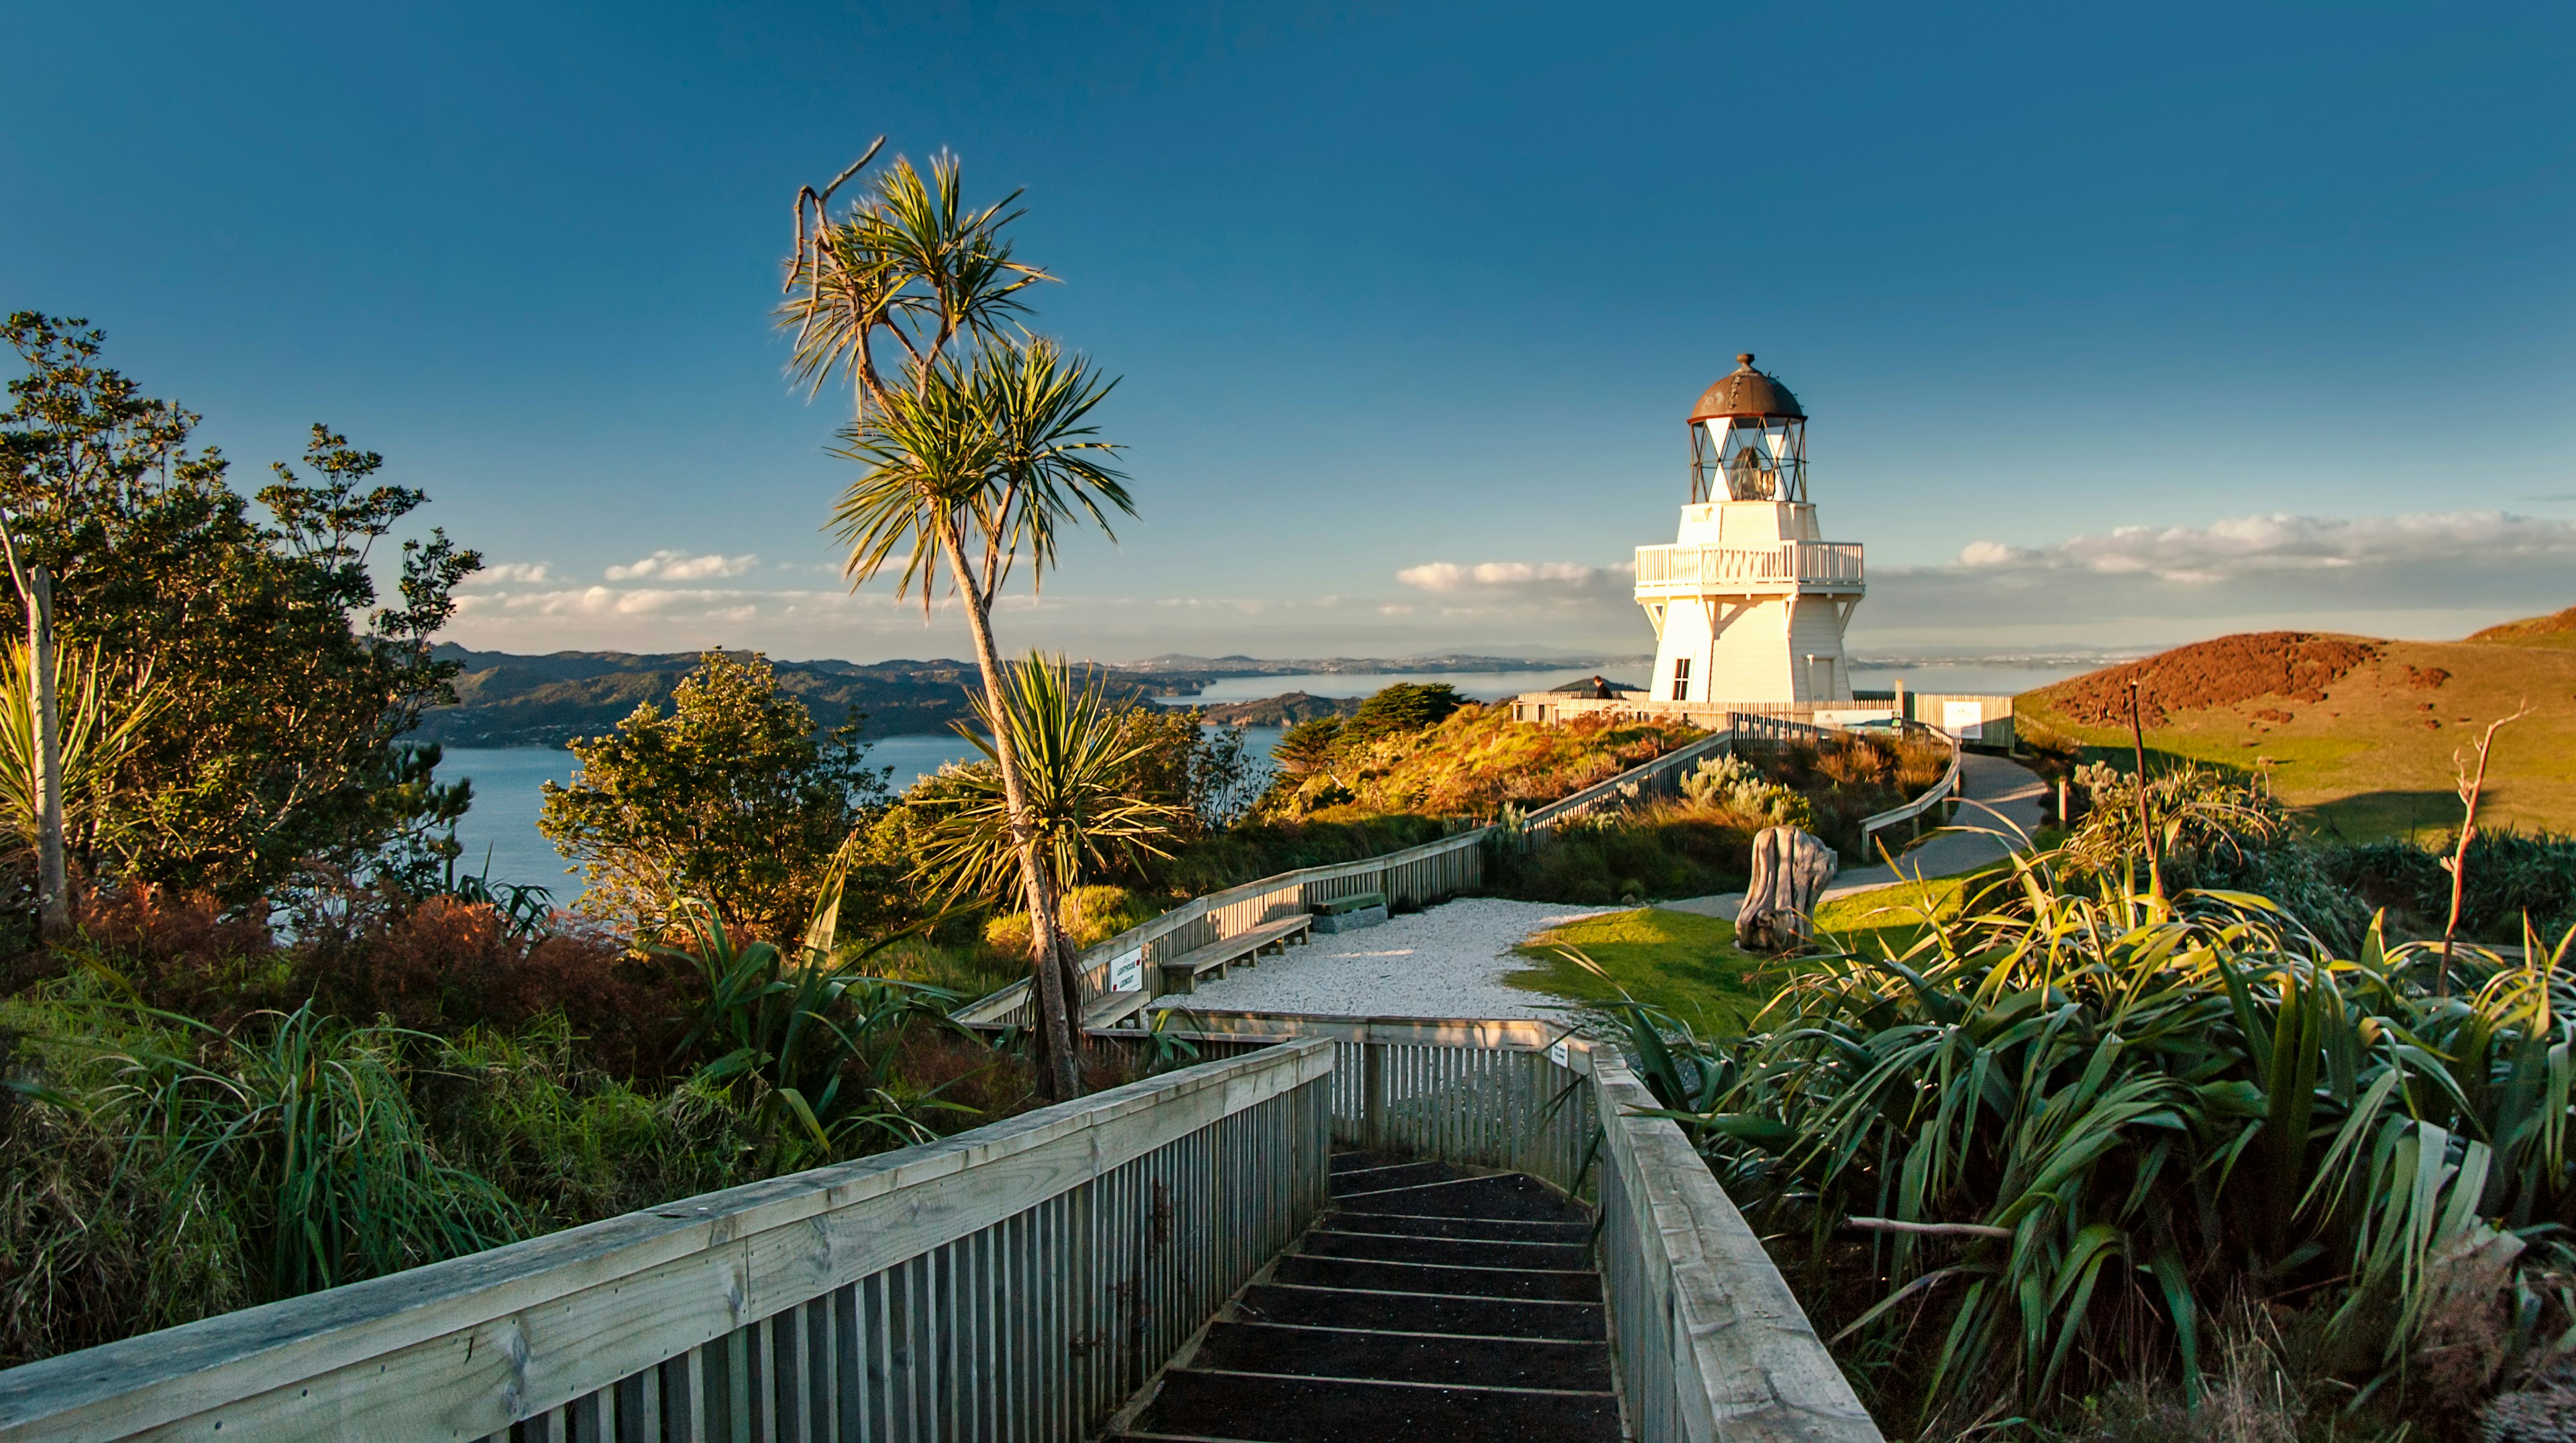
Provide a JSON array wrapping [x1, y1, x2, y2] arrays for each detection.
[[1107, 1152, 1621, 1442]]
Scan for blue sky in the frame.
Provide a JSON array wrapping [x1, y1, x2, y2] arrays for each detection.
[[7, 2, 2572, 661]]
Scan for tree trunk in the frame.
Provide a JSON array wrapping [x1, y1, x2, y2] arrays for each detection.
[[29, 567, 66, 939], [932, 510, 1083, 1100]]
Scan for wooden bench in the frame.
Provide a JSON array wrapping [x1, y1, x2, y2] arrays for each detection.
[[1154, 914, 1315, 996]]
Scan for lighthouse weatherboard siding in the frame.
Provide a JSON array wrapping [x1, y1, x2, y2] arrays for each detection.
[[1639, 354, 1865, 705]]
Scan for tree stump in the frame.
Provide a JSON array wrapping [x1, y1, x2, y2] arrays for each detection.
[[1737, 826, 1837, 953]]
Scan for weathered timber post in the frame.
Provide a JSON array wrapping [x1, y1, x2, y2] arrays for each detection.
[[1362, 1040, 1387, 1148]]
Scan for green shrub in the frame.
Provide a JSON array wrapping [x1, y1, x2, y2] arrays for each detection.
[[981, 884, 1159, 955], [1629, 858, 2576, 1433], [1678, 753, 1814, 831]]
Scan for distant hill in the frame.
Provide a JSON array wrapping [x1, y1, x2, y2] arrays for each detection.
[[1133, 652, 1647, 694], [2468, 605, 2576, 647], [2017, 614, 2576, 837], [419, 647, 1138, 747], [415, 647, 1580, 747]]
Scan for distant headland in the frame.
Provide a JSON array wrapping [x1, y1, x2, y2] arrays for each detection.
[[415, 644, 1650, 747]]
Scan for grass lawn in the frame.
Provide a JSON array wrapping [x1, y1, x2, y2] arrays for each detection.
[[1506, 869, 1994, 1035]]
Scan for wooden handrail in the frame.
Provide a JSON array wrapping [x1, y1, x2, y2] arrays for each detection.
[[1592, 1055, 1885, 1442], [0, 1042, 1336, 1443], [1858, 734, 1964, 852], [1517, 731, 1734, 833]]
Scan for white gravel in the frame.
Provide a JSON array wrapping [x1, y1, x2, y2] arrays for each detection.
[[1172, 898, 1619, 1020]]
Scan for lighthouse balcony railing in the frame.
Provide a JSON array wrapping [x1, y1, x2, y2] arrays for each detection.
[[1632, 541, 1863, 595]]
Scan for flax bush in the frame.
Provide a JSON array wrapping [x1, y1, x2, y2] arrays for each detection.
[[1614, 851, 2576, 1432]]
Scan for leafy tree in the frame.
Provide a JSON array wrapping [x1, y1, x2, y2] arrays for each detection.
[[781, 146, 1130, 1099], [538, 651, 890, 944], [1273, 717, 1346, 777], [1111, 704, 1262, 835], [0, 313, 480, 901], [1347, 683, 1466, 743]]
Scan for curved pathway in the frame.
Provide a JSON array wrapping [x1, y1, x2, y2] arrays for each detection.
[[1660, 750, 2050, 918]]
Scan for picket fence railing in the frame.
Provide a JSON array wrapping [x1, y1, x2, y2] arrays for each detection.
[[0, 1041, 1336, 1443]]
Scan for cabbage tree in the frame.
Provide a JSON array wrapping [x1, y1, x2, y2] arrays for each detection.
[[781, 146, 1132, 1099]]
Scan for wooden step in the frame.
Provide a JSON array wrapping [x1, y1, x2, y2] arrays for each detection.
[[1270, 1254, 1603, 1303], [1300, 1228, 1591, 1271], [1110, 1163, 1617, 1442], [1136, 1368, 1619, 1442], [1190, 1320, 1612, 1392], [1235, 1283, 1605, 1342], [1332, 1173, 1593, 1224]]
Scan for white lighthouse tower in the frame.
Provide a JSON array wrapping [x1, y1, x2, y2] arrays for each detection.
[[1638, 354, 1864, 706]]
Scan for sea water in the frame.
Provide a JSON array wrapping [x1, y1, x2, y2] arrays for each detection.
[[436, 727, 1289, 898], [1158, 661, 2107, 706]]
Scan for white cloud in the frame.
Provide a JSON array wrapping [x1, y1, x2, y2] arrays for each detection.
[[457, 586, 759, 619], [1955, 541, 2030, 569], [466, 561, 553, 585], [1949, 512, 2576, 585], [1395, 560, 1629, 594], [1860, 510, 2576, 650], [604, 549, 761, 581]]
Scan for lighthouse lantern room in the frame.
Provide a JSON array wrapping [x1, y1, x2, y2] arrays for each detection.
[[1638, 354, 1864, 706]]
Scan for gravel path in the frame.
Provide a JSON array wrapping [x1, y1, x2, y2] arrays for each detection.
[[1173, 898, 1618, 1019]]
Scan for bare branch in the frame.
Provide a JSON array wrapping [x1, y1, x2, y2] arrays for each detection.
[[1843, 1216, 2014, 1240]]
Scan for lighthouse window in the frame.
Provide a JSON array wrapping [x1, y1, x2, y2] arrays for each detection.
[[1670, 657, 1691, 701]]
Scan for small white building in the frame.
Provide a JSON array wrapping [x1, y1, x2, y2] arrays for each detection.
[[1638, 354, 1864, 706]]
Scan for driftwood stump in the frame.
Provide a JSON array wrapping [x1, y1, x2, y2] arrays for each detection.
[[1737, 826, 1837, 953]]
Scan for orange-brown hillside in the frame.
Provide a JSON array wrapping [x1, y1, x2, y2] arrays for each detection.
[[2468, 605, 2576, 647], [2019, 610, 2576, 837]]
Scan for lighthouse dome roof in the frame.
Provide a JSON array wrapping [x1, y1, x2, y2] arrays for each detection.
[[1689, 354, 1805, 422]]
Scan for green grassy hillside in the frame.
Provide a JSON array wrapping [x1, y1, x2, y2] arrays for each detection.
[[2017, 615, 2576, 839]]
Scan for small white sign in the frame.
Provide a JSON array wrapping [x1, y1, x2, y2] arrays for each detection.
[[1944, 701, 1986, 739], [1110, 949, 1144, 993], [1548, 1038, 1572, 1069]]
